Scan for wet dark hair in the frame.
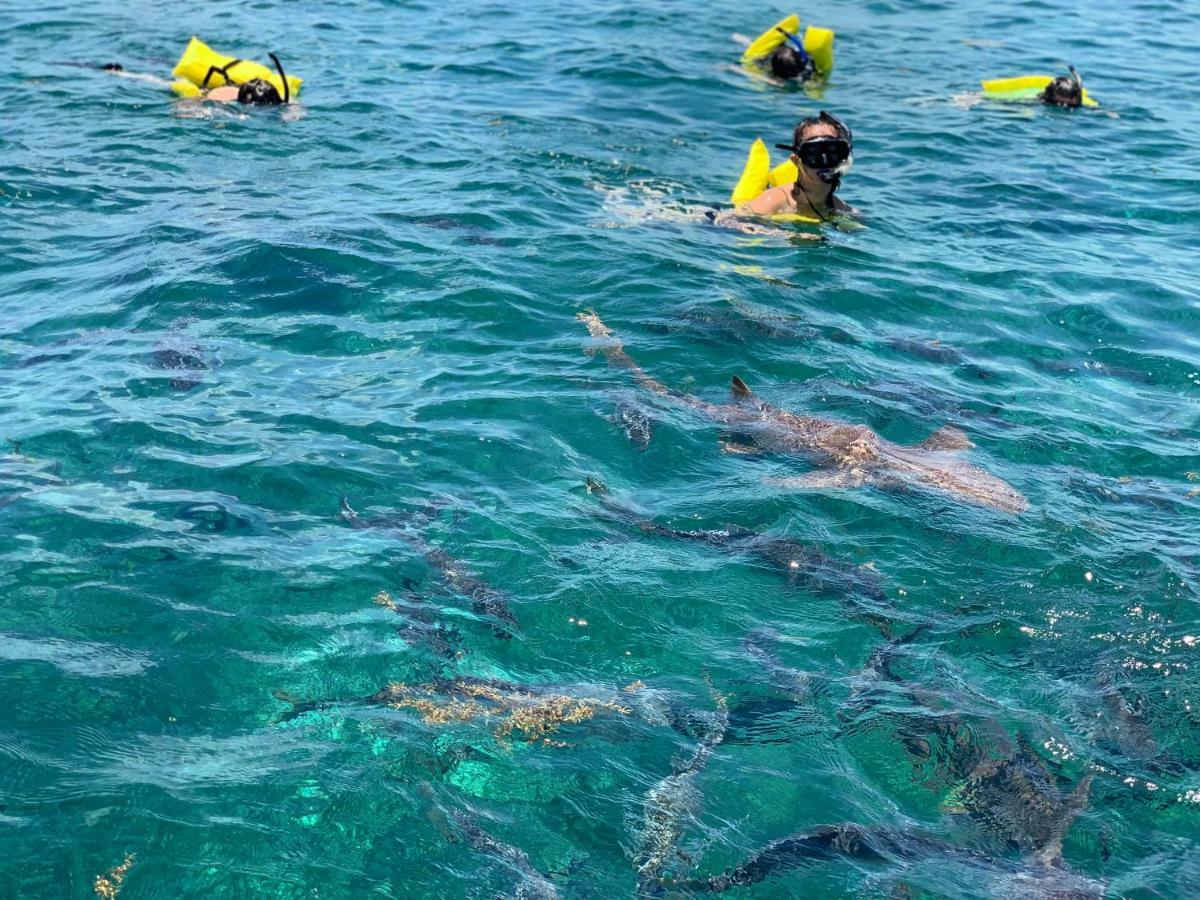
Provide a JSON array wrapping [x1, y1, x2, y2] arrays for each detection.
[[1040, 67, 1083, 108], [769, 45, 813, 81], [237, 78, 283, 105], [102, 62, 123, 72], [791, 109, 853, 149]]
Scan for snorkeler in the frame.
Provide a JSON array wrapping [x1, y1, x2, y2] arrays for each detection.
[[1039, 66, 1084, 108], [96, 53, 292, 104], [738, 111, 856, 221], [196, 53, 292, 105], [977, 66, 1098, 109], [737, 15, 835, 84], [92, 37, 301, 105]]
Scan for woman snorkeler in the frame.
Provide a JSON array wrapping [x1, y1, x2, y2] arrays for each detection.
[[738, 111, 858, 221]]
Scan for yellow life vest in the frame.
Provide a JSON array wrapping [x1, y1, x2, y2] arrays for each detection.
[[169, 36, 303, 99], [741, 15, 835, 76], [730, 139, 818, 225], [981, 75, 1098, 107]]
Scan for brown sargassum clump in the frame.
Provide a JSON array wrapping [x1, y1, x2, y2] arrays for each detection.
[[94, 854, 134, 899], [374, 677, 632, 745], [373, 590, 400, 611]]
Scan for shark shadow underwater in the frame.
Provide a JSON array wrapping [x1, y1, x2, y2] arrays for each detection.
[[584, 478, 898, 636], [340, 497, 520, 640], [578, 312, 1027, 514]]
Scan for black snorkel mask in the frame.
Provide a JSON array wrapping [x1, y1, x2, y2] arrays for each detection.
[[236, 52, 290, 105], [776, 110, 854, 187]]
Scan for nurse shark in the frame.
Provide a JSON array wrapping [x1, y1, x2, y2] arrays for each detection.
[[578, 312, 1027, 514]]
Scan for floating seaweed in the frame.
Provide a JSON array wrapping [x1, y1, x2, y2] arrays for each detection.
[[372, 677, 633, 746], [93, 854, 134, 899]]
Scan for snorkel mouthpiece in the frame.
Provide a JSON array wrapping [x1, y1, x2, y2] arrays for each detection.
[[818, 110, 854, 184]]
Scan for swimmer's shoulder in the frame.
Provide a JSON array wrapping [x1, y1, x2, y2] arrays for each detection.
[[741, 184, 795, 216], [203, 85, 241, 103]]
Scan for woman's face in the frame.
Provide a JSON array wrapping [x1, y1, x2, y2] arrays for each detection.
[[792, 121, 843, 189]]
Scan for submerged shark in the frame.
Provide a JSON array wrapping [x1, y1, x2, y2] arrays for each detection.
[[578, 311, 1027, 513], [678, 822, 1105, 898], [340, 498, 520, 639], [585, 478, 896, 635], [843, 638, 1096, 867], [420, 785, 562, 899], [634, 688, 729, 893]]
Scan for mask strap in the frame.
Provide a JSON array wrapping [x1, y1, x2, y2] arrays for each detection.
[[202, 59, 243, 89], [819, 110, 853, 145], [269, 53, 289, 103]]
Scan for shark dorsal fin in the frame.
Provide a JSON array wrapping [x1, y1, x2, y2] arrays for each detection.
[[917, 425, 974, 453], [339, 496, 358, 520], [731, 376, 754, 401]]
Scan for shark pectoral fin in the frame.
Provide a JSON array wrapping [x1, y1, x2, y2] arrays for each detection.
[[917, 425, 975, 452], [766, 470, 870, 492], [730, 375, 754, 402]]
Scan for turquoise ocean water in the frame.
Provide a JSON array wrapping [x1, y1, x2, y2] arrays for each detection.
[[3, 0, 1200, 895]]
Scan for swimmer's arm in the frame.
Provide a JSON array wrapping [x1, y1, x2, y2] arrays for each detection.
[[712, 208, 821, 239], [108, 69, 174, 88]]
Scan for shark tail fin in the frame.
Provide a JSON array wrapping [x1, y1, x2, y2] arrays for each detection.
[[917, 425, 975, 452], [339, 496, 358, 520], [731, 375, 754, 401], [273, 689, 327, 723]]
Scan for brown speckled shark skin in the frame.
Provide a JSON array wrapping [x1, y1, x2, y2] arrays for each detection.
[[579, 311, 1027, 514]]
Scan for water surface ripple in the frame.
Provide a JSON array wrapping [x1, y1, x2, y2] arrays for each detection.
[[2, 0, 1199, 896]]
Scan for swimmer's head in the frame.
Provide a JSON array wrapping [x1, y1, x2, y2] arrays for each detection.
[[1041, 67, 1083, 108], [237, 78, 283, 105], [768, 28, 814, 81], [777, 110, 854, 187], [769, 45, 812, 81], [235, 53, 291, 106]]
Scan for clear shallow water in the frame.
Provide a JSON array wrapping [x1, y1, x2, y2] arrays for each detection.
[[2, 0, 1200, 895]]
